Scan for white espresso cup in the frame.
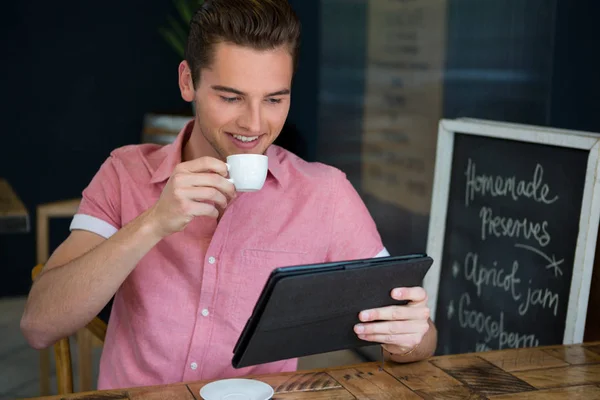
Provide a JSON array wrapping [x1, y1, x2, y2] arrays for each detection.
[[226, 154, 269, 192]]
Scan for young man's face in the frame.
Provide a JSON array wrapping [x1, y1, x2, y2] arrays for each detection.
[[181, 42, 293, 160]]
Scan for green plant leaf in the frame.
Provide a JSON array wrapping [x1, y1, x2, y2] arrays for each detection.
[[159, 0, 204, 57], [167, 15, 188, 45], [159, 28, 185, 59], [173, 0, 193, 25]]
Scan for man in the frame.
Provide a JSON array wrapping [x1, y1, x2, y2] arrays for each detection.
[[21, 0, 437, 390]]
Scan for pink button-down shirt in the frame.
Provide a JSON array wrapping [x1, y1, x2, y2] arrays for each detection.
[[70, 120, 386, 389]]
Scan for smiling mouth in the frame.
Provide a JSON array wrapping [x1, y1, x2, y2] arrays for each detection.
[[230, 133, 260, 143], [226, 132, 264, 149]]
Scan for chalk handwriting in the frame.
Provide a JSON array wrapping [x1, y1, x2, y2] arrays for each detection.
[[458, 293, 540, 349], [464, 159, 559, 207], [463, 252, 522, 300], [518, 285, 560, 317], [515, 243, 564, 277], [480, 206, 551, 247]]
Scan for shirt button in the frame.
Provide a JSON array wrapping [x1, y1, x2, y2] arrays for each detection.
[[190, 362, 198, 370], [208, 256, 216, 264], [201, 309, 209, 317]]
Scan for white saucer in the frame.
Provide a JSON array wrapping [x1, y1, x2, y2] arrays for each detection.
[[199, 378, 274, 400]]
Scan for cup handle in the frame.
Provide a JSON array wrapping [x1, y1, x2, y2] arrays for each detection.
[[225, 163, 233, 184]]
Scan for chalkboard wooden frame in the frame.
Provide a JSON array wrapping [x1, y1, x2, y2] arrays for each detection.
[[424, 118, 600, 344]]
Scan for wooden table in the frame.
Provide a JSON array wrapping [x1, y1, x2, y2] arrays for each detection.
[[0, 178, 29, 233], [26, 342, 600, 399]]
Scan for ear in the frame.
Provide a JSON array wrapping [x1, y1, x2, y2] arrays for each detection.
[[178, 61, 196, 102]]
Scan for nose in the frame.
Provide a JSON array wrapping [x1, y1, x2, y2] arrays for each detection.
[[236, 102, 262, 135]]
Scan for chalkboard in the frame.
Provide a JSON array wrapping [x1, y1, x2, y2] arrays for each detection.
[[424, 119, 600, 355]]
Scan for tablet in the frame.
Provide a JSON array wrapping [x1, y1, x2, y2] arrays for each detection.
[[232, 253, 433, 368]]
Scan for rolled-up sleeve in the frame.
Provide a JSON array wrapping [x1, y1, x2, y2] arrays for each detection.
[[70, 155, 121, 239]]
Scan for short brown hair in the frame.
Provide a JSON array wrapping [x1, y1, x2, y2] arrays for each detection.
[[185, 0, 301, 88]]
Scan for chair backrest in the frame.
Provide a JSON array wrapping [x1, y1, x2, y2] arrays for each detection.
[[32, 263, 74, 394], [32, 264, 108, 395], [35, 199, 110, 394]]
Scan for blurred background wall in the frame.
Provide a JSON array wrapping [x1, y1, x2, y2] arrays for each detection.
[[1, 0, 599, 299], [0, 0, 319, 296], [318, 0, 599, 259]]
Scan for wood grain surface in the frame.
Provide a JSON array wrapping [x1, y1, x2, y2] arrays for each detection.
[[25, 342, 600, 400]]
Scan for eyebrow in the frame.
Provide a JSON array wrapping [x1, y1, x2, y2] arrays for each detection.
[[211, 85, 290, 97]]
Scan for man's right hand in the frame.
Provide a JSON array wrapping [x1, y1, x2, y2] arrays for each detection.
[[147, 157, 236, 237], [21, 156, 236, 349]]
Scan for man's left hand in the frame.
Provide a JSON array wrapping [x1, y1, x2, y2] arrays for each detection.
[[353, 287, 430, 355]]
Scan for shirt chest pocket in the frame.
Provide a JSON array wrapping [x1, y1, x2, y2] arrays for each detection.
[[231, 249, 315, 330]]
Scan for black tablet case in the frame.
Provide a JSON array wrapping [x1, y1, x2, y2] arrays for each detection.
[[232, 256, 433, 368]]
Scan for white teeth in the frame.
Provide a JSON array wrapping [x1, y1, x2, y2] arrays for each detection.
[[233, 134, 259, 142]]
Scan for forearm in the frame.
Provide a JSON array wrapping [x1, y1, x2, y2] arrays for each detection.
[[21, 209, 162, 349], [385, 318, 437, 363]]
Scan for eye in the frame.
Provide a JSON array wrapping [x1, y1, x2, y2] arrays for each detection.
[[220, 96, 240, 103], [266, 98, 282, 104]]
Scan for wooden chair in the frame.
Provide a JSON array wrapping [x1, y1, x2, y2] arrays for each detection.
[[35, 199, 108, 394], [31, 264, 108, 394]]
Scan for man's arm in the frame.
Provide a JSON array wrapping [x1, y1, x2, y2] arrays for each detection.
[[21, 157, 235, 349], [21, 210, 162, 349]]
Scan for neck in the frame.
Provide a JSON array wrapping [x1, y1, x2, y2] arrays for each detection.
[[182, 117, 223, 162]]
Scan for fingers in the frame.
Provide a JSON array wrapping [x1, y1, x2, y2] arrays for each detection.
[[176, 157, 229, 177], [178, 187, 228, 210], [171, 172, 236, 201], [359, 304, 430, 323], [187, 202, 219, 219], [353, 286, 430, 349], [354, 318, 430, 337], [390, 287, 428, 305], [358, 332, 424, 347]]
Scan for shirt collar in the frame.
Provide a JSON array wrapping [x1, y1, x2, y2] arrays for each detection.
[[150, 119, 285, 187]]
